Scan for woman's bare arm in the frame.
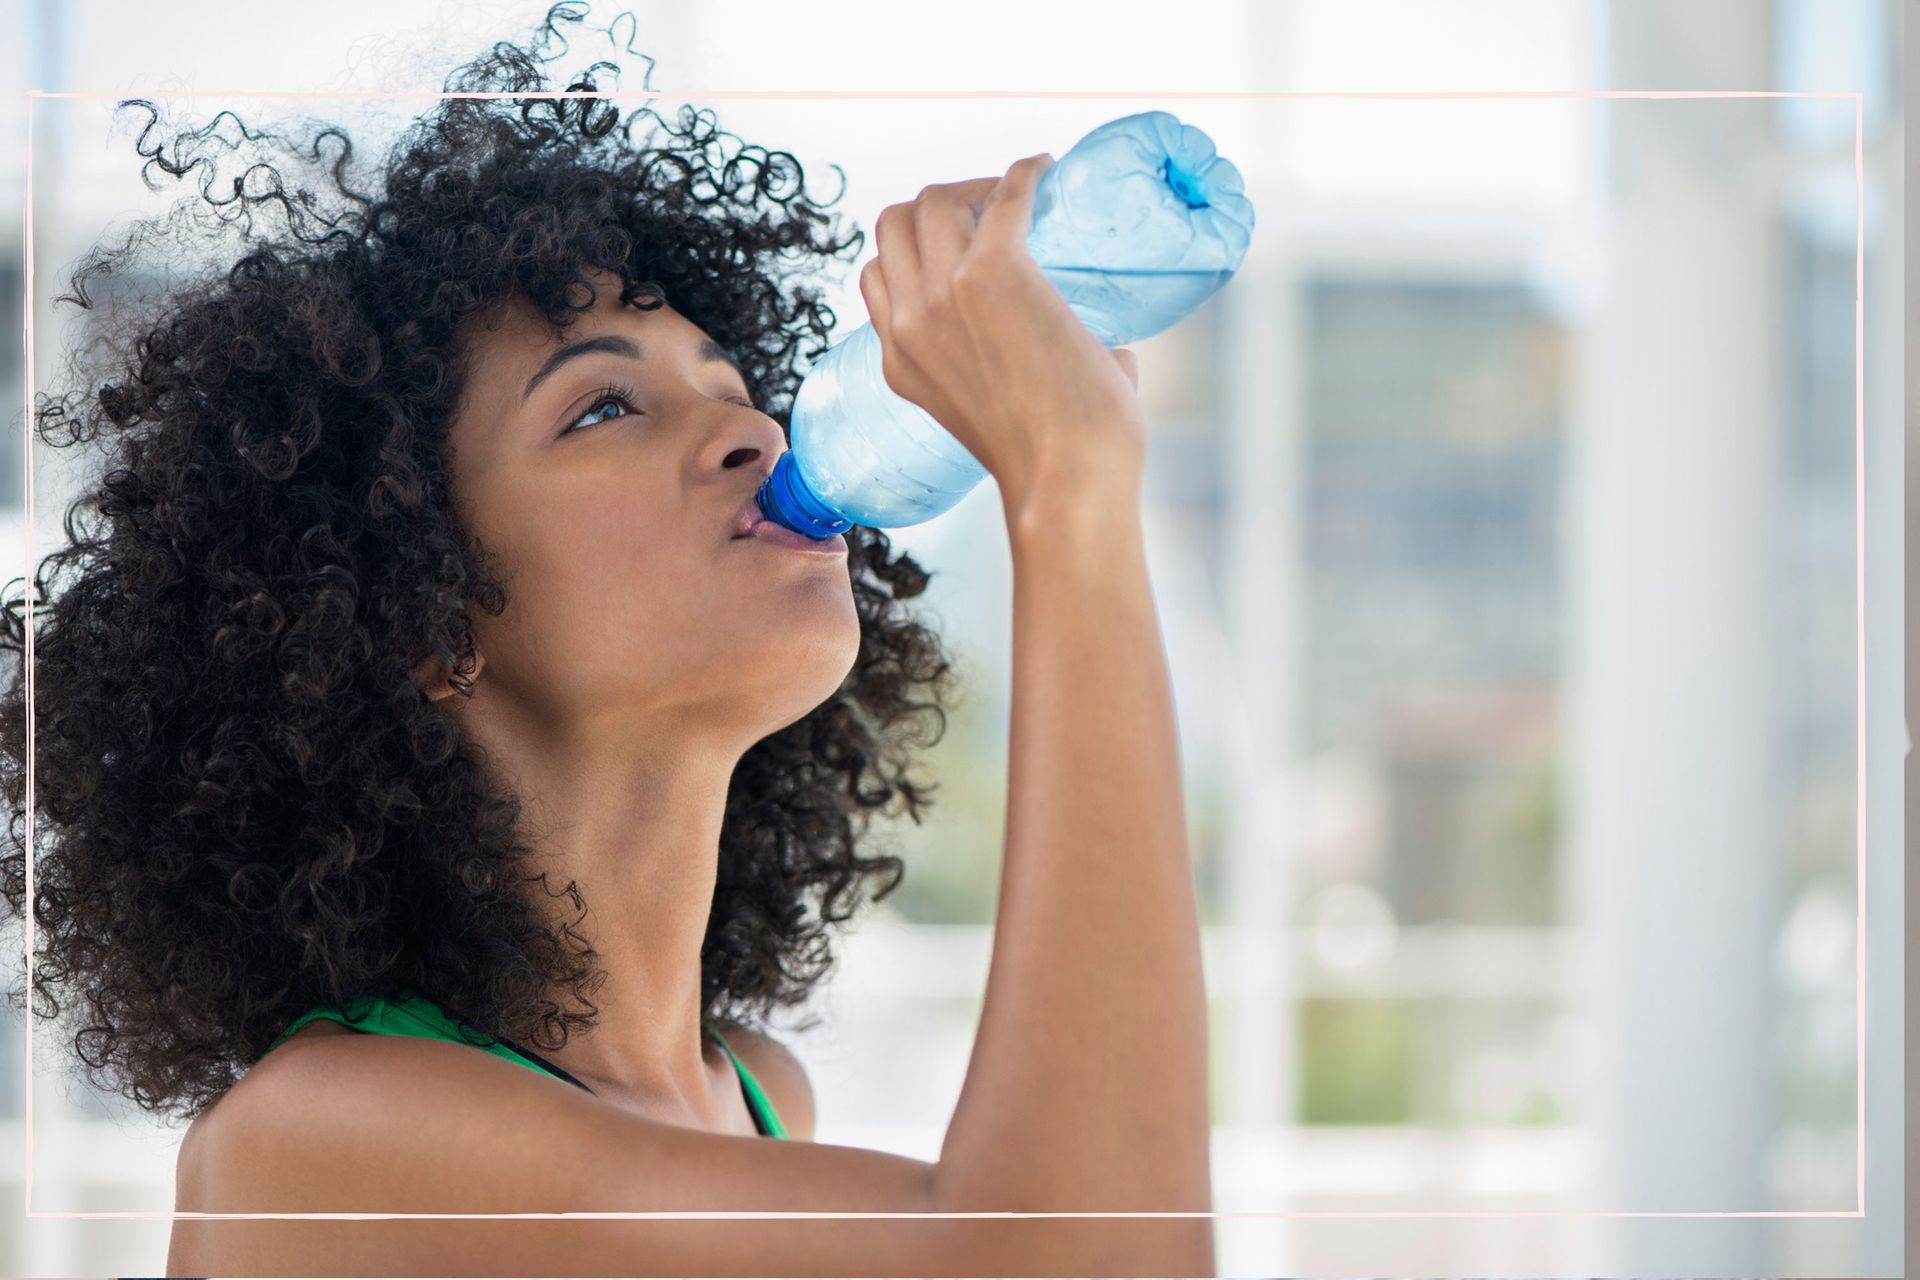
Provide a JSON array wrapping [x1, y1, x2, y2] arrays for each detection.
[[842, 152, 1213, 1273], [932, 481, 1214, 1274]]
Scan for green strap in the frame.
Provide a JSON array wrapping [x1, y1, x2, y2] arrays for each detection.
[[265, 991, 561, 1080], [265, 994, 788, 1139], [702, 1019, 791, 1140]]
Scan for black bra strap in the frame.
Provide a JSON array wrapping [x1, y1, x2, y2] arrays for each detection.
[[490, 1033, 598, 1096], [494, 1031, 771, 1136]]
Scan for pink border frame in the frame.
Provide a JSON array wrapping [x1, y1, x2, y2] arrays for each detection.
[[15, 84, 1866, 1228]]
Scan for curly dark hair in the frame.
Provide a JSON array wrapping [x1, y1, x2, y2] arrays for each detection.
[[0, 3, 958, 1122]]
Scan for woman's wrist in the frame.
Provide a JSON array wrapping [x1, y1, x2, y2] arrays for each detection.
[[1002, 467, 1146, 567], [1006, 483, 1136, 564]]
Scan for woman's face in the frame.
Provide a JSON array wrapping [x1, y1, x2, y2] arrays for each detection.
[[438, 274, 861, 747]]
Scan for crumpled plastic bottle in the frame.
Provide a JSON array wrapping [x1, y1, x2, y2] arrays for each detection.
[[757, 109, 1256, 539]]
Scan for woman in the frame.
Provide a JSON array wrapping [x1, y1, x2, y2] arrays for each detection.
[[3, 6, 1212, 1275]]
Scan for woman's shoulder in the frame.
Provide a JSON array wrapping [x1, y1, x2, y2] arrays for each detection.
[[179, 1017, 559, 1192], [178, 1025, 374, 1170], [171, 1013, 610, 1269], [183, 1019, 360, 1148], [172, 1022, 340, 1219]]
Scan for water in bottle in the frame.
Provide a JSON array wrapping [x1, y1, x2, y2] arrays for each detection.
[[758, 109, 1256, 539]]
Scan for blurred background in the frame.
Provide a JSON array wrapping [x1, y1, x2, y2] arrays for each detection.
[[0, 0, 1904, 1275]]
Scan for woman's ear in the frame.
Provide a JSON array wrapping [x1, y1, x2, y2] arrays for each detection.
[[411, 647, 487, 701]]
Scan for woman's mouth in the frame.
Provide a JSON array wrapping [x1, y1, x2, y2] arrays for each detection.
[[737, 520, 848, 555]]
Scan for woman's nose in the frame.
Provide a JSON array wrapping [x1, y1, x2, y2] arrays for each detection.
[[713, 407, 785, 472]]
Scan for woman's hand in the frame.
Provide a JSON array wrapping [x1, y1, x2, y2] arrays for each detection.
[[857, 153, 1145, 519]]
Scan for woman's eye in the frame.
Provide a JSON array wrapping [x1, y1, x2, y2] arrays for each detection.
[[563, 389, 637, 436], [560, 389, 754, 437]]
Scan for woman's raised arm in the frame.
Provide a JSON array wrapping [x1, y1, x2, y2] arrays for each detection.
[[930, 484, 1213, 1274]]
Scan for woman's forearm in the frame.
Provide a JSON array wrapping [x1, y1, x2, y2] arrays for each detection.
[[931, 481, 1214, 1275]]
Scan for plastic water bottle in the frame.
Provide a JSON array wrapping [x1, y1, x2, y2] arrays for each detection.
[[756, 110, 1256, 539]]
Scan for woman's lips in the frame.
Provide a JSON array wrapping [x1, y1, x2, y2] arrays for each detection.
[[738, 520, 848, 555]]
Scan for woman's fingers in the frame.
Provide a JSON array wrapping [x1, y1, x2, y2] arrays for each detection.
[[850, 149, 1146, 506], [859, 255, 921, 400], [913, 178, 998, 293], [858, 257, 893, 339], [969, 153, 1053, 264], [870, 201, 922, 319], [873, 163, 1041, 334]]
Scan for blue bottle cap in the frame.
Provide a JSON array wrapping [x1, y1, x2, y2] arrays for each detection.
[[757, 451, 853, 539]]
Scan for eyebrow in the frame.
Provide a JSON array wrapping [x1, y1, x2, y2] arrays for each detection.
[[520, 333, 744, 402]]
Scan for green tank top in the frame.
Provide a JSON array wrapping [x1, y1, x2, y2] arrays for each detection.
[[263, 990, 788, 1139]]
